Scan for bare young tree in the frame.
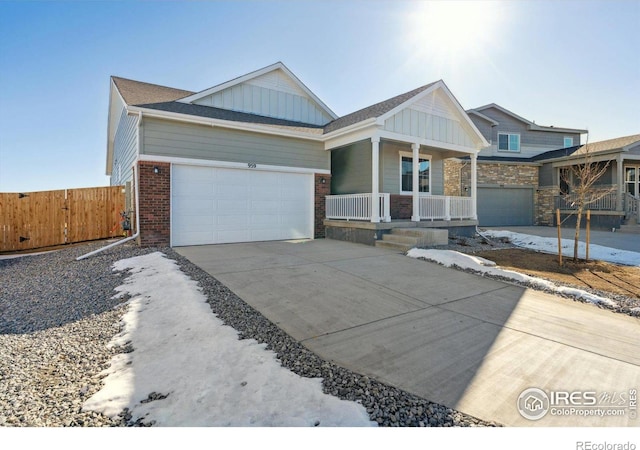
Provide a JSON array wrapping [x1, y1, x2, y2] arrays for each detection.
[[560, 138, 615, 261]]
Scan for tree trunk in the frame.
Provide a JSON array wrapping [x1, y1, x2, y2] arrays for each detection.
[[574, 206, 583, 262]]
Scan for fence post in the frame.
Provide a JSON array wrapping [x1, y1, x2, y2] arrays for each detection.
[[556, 208, 562, 266], [586, 210, 590, 262]]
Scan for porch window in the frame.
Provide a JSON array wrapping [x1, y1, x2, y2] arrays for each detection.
[[626, 167, 637, 197], [400, 153, 430, 194], [498, 133, 520, 152]]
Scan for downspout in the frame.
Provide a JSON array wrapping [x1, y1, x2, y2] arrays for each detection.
[[77, 111, 143, 261], [76, 163, 141, 260]]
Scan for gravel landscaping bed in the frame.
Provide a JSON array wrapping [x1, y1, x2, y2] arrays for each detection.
[[0, 240, 497, 427]]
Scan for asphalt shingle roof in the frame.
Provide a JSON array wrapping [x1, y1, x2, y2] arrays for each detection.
[[323, 82, 438, 134], [573, 134, 640, 155], [112, 76, 194, 106], [111, 76, 442, 136], [138, 101, 324, 134]]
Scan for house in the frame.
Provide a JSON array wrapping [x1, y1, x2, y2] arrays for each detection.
[[539, 134, 640, 230], [446, 102, 640, 229], [106, 62, 489, 248], [444, 104, 587, 227]]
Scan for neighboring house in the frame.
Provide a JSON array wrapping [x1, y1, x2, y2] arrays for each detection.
[[539, 134, 640, 229], [444, 104, 587, 227], [106, 62, 488, 247]]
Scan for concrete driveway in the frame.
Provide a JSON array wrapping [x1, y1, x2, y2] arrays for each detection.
[[176, 239, 640, 427]]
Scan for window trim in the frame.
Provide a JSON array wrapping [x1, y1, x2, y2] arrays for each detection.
[[497, 132, 521, 153], [399, 151, 431, 195], [563, 136, 574, 148]]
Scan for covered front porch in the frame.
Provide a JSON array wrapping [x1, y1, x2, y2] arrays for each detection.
[[324, 135, 480, 246], [319, 80, 488, 246]]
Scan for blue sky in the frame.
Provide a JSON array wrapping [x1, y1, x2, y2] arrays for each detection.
[[0, 0, 638, 192]]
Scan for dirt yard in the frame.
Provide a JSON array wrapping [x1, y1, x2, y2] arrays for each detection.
[[472, 248, 640, 300]]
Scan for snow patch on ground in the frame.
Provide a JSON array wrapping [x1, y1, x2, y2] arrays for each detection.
[[481, 230, 640, 267], [406, 249, 618, 308], [83, 252, 375, 427]]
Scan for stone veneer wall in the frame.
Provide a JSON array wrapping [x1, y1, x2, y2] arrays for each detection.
[[535, 186, 558, 226], [443, 160, 470, 197]]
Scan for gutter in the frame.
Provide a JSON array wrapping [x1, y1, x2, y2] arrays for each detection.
[[77, 136, 142, 261]]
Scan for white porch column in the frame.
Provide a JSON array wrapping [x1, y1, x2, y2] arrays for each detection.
[[411, 142, 420, 222], [471, 153, 478, 220], [616, 153, 624, 212], [371, 137, 380, 223]]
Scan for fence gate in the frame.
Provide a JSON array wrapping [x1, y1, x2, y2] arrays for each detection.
[[0, 186, 125, 252]]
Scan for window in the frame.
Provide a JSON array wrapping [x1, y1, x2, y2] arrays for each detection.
[[498, 133, 520, 152], [559, 167, 571, 195], [563, 137, 574, 148], [400, 153, 430, 194]]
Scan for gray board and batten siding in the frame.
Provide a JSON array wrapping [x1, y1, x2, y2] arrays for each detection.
[[141, 117, 329, 171]]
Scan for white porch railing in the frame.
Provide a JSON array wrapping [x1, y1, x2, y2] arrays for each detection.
[[326, 193, 391, 222], [419, 195, 474, 221], [326, 193, 474, 222], [555, 192, 618, 211]]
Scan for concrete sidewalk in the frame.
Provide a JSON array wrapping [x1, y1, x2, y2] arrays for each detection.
[[483, 226, 640, 253], [176, 239, 640, 427]]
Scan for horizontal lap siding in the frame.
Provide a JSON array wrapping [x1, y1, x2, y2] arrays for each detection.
[[111, 107, 138, 185], [142, 118, 328, 170], [381, 141, 445, 195], [330, 140, 372, 194], [471, 107, 582, 159]]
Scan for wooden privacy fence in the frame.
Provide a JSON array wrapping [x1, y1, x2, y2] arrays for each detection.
[[0, 186, 126, 252]]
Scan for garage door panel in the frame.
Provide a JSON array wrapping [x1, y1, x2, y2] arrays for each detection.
[[281, 200, 308, 212], [217, 230, 252, 244], [173, 215, 214, 230], [477, 187, 533, 226], [172, 165, 313, 246], [173, 198, 214, 215]]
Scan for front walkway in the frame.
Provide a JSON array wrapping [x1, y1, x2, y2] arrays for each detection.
[[176, 239, 640, 426]]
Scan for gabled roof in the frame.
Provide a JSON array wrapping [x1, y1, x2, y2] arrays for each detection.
[[112, 76, 194, 106], [466, 109, 499, 126], [469, 103, 588, 134], [177, 61, 337, 120], [323, 82, 437, 133], [573, 133, 640, 155]]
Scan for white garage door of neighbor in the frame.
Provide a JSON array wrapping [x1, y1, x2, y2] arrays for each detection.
[[172, 165, 314, 246]]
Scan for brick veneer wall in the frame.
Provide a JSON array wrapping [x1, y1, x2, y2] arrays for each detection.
[[390, 195, 413, 219], [137, 161, 171, 247], [314, 174, 331, 238]]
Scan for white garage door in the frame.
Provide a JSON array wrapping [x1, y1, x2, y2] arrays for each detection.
[[172, 165, 313, 246]]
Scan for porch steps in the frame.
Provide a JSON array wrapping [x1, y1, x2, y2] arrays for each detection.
[[375, 228, 448, 252]]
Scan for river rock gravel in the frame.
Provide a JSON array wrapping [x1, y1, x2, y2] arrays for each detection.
[[0, 240, 497, 427]]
